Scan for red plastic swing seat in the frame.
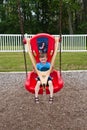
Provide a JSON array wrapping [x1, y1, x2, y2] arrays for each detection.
[[25, 70, 63, 94], [24, 33, 64, 94]]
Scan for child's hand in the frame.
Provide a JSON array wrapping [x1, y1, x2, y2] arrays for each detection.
[[32, 66, 36, 73]]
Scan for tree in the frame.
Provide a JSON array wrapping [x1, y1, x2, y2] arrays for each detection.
[[77, 0, 87, 33], [0, 0, 86, 34]]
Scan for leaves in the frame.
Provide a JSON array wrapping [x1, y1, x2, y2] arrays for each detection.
[[0, 0, 87, 34]]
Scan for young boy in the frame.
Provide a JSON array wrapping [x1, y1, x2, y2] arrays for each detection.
[[35, 53, 53, 103]]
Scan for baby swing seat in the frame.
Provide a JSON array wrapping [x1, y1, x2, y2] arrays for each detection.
[[24, 33, 64, 94]]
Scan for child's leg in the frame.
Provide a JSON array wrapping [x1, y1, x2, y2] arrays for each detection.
[[48, 80, 53, 98], [35, 80, 41, 98]]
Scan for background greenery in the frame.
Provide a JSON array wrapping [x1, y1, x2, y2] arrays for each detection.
[[0, 52, 87, 72], [0, 0, 87, 34]]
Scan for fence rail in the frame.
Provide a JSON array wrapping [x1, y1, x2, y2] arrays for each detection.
[[0, 34, 87, 52]]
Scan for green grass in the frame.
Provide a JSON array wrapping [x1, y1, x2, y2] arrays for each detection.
[[55, 52, 87, 70], [0, 52, 87, 72]]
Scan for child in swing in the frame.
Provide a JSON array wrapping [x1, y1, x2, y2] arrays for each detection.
[[35, 52, 54, 104]]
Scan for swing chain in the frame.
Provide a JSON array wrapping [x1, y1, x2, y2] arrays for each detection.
[[17, 0, 28, 77]]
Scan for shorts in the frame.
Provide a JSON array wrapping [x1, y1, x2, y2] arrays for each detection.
[[36, 76, 52, 86], [37, 76, 52, 81]]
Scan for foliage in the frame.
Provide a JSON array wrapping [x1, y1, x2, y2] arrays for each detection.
[[0, 0, 87, 34]]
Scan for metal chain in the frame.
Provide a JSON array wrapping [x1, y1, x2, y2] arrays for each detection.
[[59, 0, 62, 76], [17, 0, 28, 77]]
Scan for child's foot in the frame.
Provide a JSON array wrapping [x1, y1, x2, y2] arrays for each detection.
[[35, 97, 39, 104], [49, 97, 53, 104]]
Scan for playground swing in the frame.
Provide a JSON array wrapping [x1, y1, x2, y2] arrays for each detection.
[[23, 33, 64, 94], [18, 0, 64, 94]]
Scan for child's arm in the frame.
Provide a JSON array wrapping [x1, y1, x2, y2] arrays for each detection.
[[32, 66, 36, 73]]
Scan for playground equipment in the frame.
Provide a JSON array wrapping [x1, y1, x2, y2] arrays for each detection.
[[23, 33, 64, 94], [18, 0, 64, 94]]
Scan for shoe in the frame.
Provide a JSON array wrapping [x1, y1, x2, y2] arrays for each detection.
[[35, 97, 39, 103], [49, 97, 53, 104]]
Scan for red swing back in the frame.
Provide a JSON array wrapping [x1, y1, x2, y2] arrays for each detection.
[[30, 33, 55, 63]]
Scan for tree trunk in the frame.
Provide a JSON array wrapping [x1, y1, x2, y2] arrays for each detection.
[[67, 7, 73, 34], [83, 0, 87, 21]]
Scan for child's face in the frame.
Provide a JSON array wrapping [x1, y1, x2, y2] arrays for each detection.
[[39, 55, 47, 64]]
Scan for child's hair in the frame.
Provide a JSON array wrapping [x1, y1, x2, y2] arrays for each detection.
[[39, 53, 47, 58]]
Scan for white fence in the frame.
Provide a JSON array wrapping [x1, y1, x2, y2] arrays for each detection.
[[0, 34, 87, 52]]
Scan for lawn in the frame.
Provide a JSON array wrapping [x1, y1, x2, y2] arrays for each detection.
[[0, 52, 87, 72]]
